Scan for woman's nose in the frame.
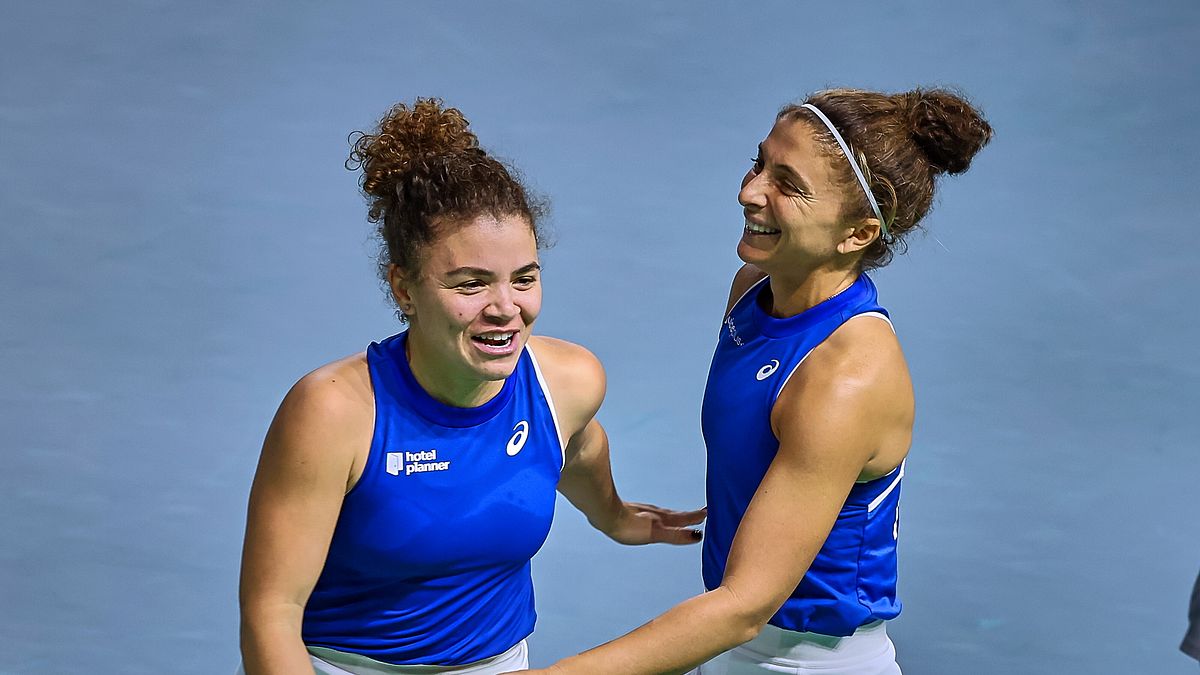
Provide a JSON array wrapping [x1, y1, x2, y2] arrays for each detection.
[[483, 286, 519, 321], [738, 172, 767, 210]]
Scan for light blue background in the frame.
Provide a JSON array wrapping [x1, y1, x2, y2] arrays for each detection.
[[2, 2, 1198, 673]]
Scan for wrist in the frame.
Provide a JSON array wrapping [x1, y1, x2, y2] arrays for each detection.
[[587, 499, 626, 538]]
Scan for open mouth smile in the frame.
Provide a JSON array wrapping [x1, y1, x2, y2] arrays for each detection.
[[471, 331, 518, 354], [744, 221, 781, 235]]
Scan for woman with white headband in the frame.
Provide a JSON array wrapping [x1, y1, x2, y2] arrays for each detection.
[[524, 88, 992, 674]]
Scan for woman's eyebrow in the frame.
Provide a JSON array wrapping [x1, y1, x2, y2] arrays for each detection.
[[445, 266, 495, 278]]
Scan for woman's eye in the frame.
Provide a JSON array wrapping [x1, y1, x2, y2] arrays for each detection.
[[459, 280, 486, 290], [750, 156, 763, 172], [514, 276, 538, 288]]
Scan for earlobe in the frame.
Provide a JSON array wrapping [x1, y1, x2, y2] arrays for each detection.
[[388, 265, 415, 314]]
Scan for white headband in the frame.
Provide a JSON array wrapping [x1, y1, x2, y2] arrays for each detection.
[[799, 103, 888, 235]]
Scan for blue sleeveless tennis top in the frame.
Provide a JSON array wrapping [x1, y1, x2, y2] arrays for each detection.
[[701, 273, 904, 637], [301, 332, 565, 665]]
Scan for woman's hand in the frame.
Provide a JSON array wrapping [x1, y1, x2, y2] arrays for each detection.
[[602, 502, 706, 546], [529, 338, 707, 547]]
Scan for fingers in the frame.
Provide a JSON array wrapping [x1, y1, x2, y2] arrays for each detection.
[[627, 502, 707, 527], [663, 507, 707, 527], [609, 510, 703, 546], [650, 520, 705, 546]]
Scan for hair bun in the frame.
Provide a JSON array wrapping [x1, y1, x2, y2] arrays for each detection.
[[349, 98, 482, 207], [900, 89, 993, 175]]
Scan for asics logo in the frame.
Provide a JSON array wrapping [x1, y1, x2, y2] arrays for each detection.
[[756, 359, 780, 381], [507, 420, 530, 456]]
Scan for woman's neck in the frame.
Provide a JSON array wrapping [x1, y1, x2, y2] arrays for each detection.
[[765, 265, 860, 318], [405, 332, 505, 408]]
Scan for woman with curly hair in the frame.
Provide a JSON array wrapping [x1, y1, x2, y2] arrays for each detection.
[[527, 87, 992, 675], [237, 98, 704, 675]]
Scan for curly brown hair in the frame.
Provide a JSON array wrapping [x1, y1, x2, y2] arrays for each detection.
[[346, 98, 548, 314], [780, 88, 993, 270]]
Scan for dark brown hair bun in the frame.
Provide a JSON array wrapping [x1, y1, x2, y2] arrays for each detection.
[[348, 98, 483, 223], [780, 87, 992, 270], [346, 98, 546, 318], [900, 88, 993, 176]]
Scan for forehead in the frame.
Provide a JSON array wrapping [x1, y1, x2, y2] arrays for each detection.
[[422, 214, 538, 272]]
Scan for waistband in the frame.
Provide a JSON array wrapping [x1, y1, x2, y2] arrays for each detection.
[[736, 620, 892, 666], [307, 640, 528, 675]]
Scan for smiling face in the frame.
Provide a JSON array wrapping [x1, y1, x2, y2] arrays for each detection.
[[390, 214, 541, 404], [737, 117, 867, 279]]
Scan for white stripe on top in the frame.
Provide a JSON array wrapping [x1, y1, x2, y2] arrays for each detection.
[[524, 343, 566, 468], [867, 460, 905, 512]]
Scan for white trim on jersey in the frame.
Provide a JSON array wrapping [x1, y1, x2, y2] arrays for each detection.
[[850, 310, 895, 333], [773, 310, 896, 401], [867, 460, 905, 513], [524, 344, 566, 468], [774, 350, 814, 402]]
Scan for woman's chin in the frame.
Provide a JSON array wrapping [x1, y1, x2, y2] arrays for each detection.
[[737, 238, 774, 265]]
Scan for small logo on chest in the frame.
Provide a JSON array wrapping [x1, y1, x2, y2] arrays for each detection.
[[507, 420, 530, 456], [724, 315, 744, 346], [386, 449, 452, 476], [756, 359, 780, 381]]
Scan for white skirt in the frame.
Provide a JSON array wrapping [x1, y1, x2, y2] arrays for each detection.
[[237, 640, 528, 675], [690, 621, 901, 675]]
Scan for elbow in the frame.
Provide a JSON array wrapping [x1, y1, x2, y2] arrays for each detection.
[[238, 607, 267, 656], [733, 615, 769, 646], [715, 586, 774, 646], [238, 597, 305, 643]]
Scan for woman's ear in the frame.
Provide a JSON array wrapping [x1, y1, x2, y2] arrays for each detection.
[[837, 219, 882, 255], [388, 264, 416, 316]]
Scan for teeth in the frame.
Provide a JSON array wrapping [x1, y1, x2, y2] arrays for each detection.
[[745, 221, 781, 235], [476, 332, 515, 345]]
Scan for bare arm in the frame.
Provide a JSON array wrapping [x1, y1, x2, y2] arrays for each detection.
[[556, 418, 624, 535], [532, 336, 705, 545], [558, 418, 705, 545], [239, 358, 372, 675], [534, 319, 910, 674]]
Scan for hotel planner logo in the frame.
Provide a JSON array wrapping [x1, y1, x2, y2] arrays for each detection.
[[386, 450, 451, 476]]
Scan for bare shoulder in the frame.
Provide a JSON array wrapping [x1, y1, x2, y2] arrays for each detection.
[[242, 354, 375, 612], [725, 263, 768, 316], [527, 336, 605, 387], [774, 314, 913, 477], [787, 315, 910, 413], [819, 315, 905, 381], [282, 353, 373, 427], [526, 335, 606, 435], [262, 352, 374, 483]]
